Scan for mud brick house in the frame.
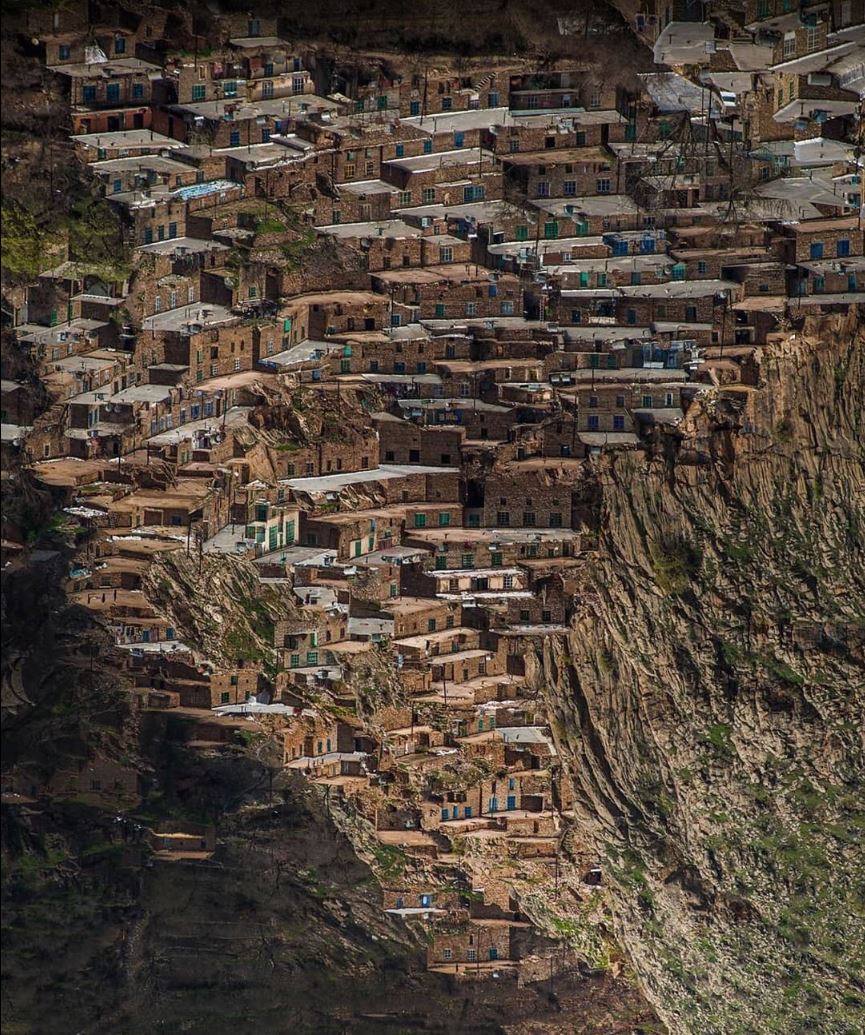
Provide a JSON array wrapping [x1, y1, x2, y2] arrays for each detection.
[[283, 716, 356, 763], [278, 290, 389, 342], [338, 327, 450, 375], [370, 597, 463, 637], [302, 122, 431, 185], [503, 147, 618, 201], [401, 107, 512, 152], [617, 278, 742, 332], [382, 148, 502, 208], [161, 320, 276, 381], [113, 190, 190, 248], [272, 428, 380, 480], [319, 219, 425, 273], [383, 887, 460, 915], [322, 179, 399, 225], [427, 921, 515, 967], [793, 256, 864, 295], [508, 70, 584, 112], [375, 415, 467, 466], [50, 57, 161, 134], [771, 216, 862, 263], [373, 265, 523, 323], [300, 509, 401, 561], [237, 496, 300, 553], [276, 614, 349, 668], [153, 96, 292, 148], [393, 66, 519, 118], [481, 470, 575, 530], [94, 153, 202, 197], [396, 397, 518, 442], [354, 64, 513, 118]]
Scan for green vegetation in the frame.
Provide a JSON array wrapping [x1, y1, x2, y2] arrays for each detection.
[[1, 204, 48, 280], [649, 535, 702, 595], [370, 844, 406, 881]]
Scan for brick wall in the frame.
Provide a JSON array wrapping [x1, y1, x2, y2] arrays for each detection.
[[482, 471, 574, 529]]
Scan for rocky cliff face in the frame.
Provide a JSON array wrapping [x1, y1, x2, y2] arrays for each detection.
[[536, 311, 865, 1034]]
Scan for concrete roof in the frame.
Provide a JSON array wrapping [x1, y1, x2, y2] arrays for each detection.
[[639, 72, 722, 116], [282, 463, 458, 493], [402, 107, 514, 134], [318, 218, 420, 239], [73, 129, 184, 151], [141, 303, 236, 333], [617, 278, 737, 298], [384, 147, 495, 174], [49, 57, 161, 77]]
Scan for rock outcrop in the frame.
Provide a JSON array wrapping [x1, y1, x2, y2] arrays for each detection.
[[537, 311, 865, 1034]]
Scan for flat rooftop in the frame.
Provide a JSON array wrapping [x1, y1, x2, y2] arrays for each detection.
[[282, 463, 458, 493], [386, 147, 495, 174]]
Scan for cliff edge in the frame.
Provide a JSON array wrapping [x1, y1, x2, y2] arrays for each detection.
[[539, 309, 865, 1034]]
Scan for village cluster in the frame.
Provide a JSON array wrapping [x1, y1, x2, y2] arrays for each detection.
[[2, 0, 862, 980]]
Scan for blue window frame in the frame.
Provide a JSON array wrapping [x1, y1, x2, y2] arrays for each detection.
[[82, 85, 96, 103], [230, 129, 241, 146], [837, 239, 850, 257], [114, 36, 126, 54], [423, 139, 432, 154], [588, 414, 600, 430], [410, 100, 420, 115], [106, 82, 120, 103], [809, 241, 824, 259], [132, 82, 144, 99]]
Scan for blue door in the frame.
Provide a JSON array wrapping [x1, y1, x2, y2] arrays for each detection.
[[810, 242, 824, 259], [464, 806, 472, 818], [488, 797, 498, 813], [507, 795, 516, 810], [489, 947, 498, 960], [441, 809, 449, 821]]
